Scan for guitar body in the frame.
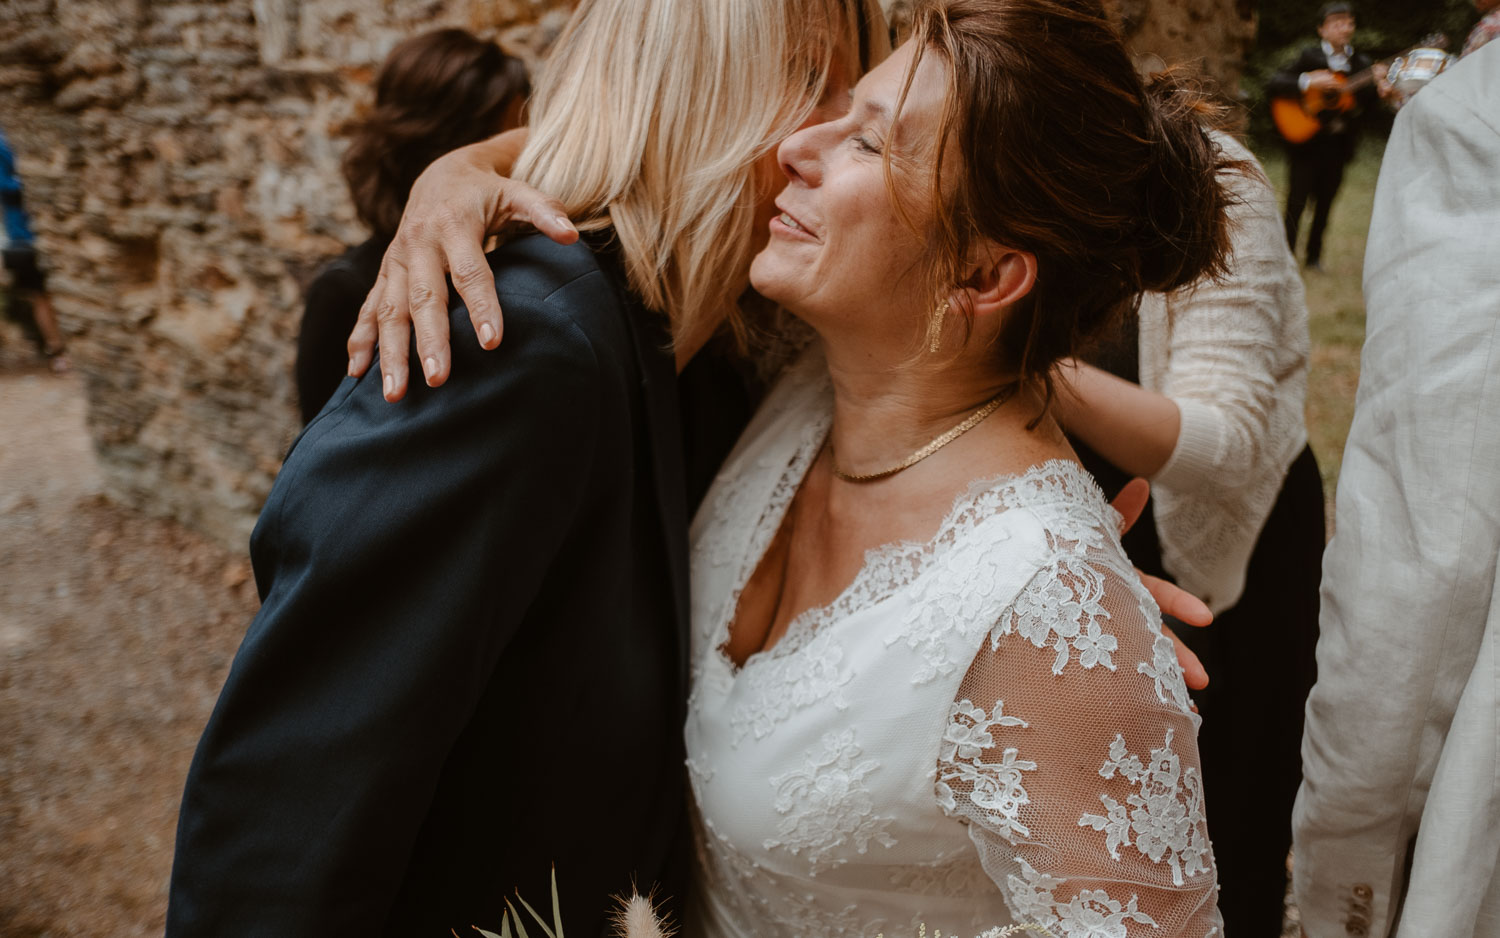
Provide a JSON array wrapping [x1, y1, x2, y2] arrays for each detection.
[[1271, 98, 1323, 145], [1272, 72, 1356, 145]]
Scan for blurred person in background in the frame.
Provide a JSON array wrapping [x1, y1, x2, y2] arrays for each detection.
[[295, 28, 529, 424], [1293, 41, 1500, 938], [1, 127, 69, 373], [1056, 129, 1321, 936], [1464, 0, 1500, 57], [1267, 2, 1393, 271]]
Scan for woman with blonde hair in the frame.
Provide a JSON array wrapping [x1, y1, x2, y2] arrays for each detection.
[[169, 0, 885, 935]]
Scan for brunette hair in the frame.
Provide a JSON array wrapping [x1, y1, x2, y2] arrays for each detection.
[[897, 0, 1237, 409], [343, 29, 530, 238]]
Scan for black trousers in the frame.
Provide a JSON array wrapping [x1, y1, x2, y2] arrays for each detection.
[[1284, 138, 1350, 266], [1177, 445, 1324, 936]]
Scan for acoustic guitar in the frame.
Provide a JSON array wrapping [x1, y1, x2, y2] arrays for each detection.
[[1271, 34, 1446, 145]]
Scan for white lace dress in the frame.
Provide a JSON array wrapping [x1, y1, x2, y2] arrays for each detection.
[[684, 349, 1223, 938]]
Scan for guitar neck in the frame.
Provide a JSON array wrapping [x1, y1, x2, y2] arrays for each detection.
[[1342, 68, 1376, 92], [1340, 34, 1449, 92]]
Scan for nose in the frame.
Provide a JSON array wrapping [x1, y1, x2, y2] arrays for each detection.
[[777, 121, 827, 189]]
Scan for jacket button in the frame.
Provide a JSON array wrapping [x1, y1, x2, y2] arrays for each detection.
[[1345, 925, 1367, 937], [1353, 883, 1374, 900]]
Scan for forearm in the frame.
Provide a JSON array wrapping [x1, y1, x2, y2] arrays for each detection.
[[1055, 360, 1180, 479], [470, 127, 529, 176]]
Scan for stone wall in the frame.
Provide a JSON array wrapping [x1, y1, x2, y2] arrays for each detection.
[[0, 0, 567, 547], [1118, 0, 1257, 105], [0, 0, 1251, 550]]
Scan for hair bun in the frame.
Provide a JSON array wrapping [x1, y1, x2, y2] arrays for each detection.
[[1135, 69, 1237, 294]]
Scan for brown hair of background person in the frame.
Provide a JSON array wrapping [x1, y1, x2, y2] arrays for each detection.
[[343, 28, 530, 238], [296, 29, 529, 424], [897, 0, 1238, 413]]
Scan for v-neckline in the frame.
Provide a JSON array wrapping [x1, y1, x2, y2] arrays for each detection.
[[709, 421, 1096, 678]]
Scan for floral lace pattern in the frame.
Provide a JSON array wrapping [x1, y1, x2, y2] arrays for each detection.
[[1077, 731, 1212, 887], [731, 626, 853, 745], [997, 553, 1118, 675], [697, 814, 887, 938], [705, 414, 830, 640], [936, 699, 1036, 844], [889, 463, 1121, 685], [1137, 633, 1196, 719], [887, 854, 997, 898], [1006, 858, 1159, 938], [764, 729, 897, 874]]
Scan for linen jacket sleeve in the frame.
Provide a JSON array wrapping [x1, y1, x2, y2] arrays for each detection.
[[167, 287, 604, 936], [1293, 45, 1500, 938]]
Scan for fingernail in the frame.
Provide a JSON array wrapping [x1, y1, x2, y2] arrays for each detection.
[[553, 215, 574, 231], [383, 374, 394, 397], [479, 323, 496, 347], [423, 357, 438, 383]]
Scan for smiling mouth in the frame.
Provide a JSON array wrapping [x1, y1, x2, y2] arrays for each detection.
[[778, 212, 807, 233]]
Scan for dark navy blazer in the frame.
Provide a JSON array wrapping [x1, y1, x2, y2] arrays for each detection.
[[168, 234, 695, 937]]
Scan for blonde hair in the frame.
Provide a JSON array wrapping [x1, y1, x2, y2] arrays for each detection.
[[514, 0, 889, 348]]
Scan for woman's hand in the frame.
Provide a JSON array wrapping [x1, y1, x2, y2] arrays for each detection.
[[1110, 478, 1213, 690], [346, 132, 579, 401]]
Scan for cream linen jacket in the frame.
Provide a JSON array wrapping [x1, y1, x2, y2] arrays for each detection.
[[1293, 42, 1500, 938], [1140, 131, 1310, 613]]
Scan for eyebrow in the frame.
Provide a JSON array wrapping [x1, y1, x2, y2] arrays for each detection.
[[854, 96, 892, 126]]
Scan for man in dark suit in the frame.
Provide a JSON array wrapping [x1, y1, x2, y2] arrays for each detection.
[[1268, 2, 1390, 269], [167, 233, 698, 938]]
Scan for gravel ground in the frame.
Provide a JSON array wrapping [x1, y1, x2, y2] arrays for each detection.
[[0, 365, 258, 938]]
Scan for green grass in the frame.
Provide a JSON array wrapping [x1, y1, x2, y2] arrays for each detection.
[[1252, 138, 1385, 523]]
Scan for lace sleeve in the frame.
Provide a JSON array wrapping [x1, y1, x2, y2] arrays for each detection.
[[935, 534, 1223, 936]]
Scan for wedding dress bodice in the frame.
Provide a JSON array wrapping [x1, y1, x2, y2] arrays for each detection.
[[684, 348, 1223, 938]]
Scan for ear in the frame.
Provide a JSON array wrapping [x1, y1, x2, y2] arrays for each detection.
[[953, 243, 1036, 319]]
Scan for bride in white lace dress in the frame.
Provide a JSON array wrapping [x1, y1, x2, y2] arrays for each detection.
[[683, 2, 1234, 935]]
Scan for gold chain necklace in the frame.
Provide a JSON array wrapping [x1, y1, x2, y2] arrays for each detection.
[[829, 388, 1014, 484]]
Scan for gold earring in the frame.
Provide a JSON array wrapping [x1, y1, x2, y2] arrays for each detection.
[[927, 299, 949, 353]]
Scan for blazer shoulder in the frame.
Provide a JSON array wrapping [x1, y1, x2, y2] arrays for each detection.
[[470, 234, 642, 369]]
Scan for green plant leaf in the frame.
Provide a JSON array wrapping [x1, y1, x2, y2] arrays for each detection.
[[550, 866, 564, 938], [505, 900, 531, 938], [513, 890, 557, 938]]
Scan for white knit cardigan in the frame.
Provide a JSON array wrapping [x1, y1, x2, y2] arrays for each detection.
[[1140, 132, 1311, 613]]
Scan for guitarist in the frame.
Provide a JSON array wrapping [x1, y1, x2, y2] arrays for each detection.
[[1268, 2, 1394, 270]]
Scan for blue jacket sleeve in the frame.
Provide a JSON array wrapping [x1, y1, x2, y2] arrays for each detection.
[[167, 288, 604, 936]]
